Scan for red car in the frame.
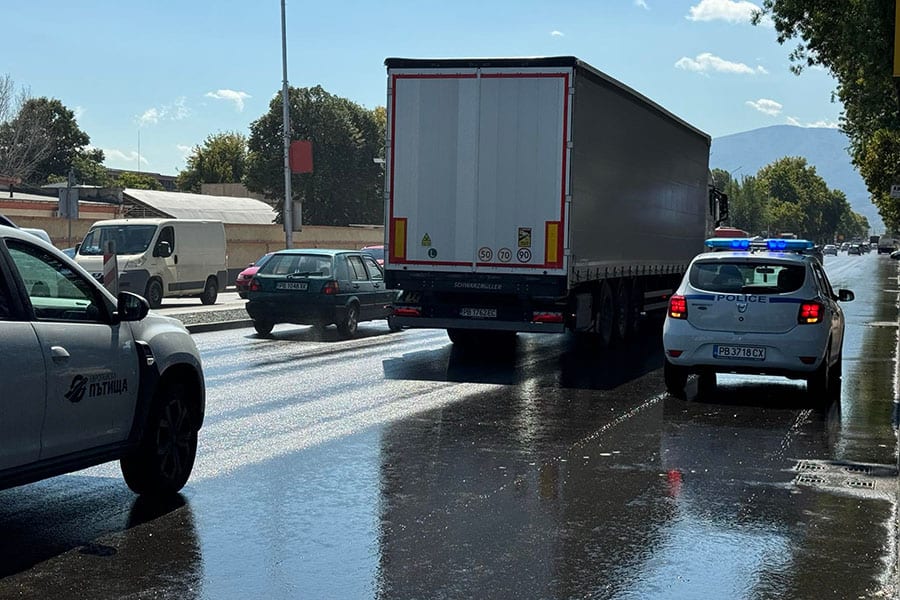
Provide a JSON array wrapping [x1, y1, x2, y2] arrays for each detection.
[[360, 244, 386, 266], [235, 252, 274, 298]]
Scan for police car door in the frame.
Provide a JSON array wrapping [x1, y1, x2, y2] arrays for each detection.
[[0, 252, 45, 470], [5, 238, 139, 458]]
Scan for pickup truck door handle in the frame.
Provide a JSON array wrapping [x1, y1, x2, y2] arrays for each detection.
[[50, 346, 70, 363], [352, 283, 360, 289], [373, 283, 381, 288], [174, 255, 178, 265]]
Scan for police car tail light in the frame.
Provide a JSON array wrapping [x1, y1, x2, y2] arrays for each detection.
[[798, 301, 823, 324], [322, 280, 340, 295], [668, 295, 687, 319]]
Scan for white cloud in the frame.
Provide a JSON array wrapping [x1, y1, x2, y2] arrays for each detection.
[[176, 144, 193, 155], [73, 106, 85, 121], [687, 0, 767, 24], [550, 30, 564, 37], [103, 148, 149, 166], [205, 89, 251, 111], [786, 117, 839, 129], [675, 52, 767, 75], [137, 97, 190, 127], [746, 98, 782, 116], [635, 0, 649, 9]]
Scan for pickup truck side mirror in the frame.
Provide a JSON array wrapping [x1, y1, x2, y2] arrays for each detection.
[[114, 291, 150, 323], [838, 289, 854, 302]]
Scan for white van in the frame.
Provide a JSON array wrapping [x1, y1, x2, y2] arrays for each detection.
[[75, 218, 227, 309]]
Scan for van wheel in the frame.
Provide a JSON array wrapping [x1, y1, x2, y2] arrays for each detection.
[[200, 277, 218, 305], [338, 303, 359, 338], [120, 379, 198, 495], [145, 279, 163, 309]]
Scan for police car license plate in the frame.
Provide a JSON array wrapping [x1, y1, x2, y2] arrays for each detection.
[[276, 281, 308, 290], [713, 345, 766, 360], [460, 307, 497, 318]]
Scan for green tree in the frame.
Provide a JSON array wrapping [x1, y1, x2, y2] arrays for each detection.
[[177, 131, 248, 193], [114, 171, 163, 190], [245, 85, 385, 226], [1, 97, 92, 184], [754, 1, 900, 229]]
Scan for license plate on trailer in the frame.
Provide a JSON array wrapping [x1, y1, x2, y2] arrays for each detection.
[[276, 281, 308, 291], [713, 345, 766, 360], [460, 307, 497, 318]]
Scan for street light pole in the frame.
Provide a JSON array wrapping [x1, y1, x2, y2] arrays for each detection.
[[281, 0, 294, 248]]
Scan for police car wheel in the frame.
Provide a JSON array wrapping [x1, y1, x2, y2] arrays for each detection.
[[664, 360, 688, 398], [697, 370, 716, 396], [121, 380, 198, 495], [806, 351, 831, 399]]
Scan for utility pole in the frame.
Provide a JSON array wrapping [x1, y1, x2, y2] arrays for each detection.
[[281, 0, 293, 248]]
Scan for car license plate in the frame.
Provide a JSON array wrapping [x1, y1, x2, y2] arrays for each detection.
[[276, 281, 308, 291], [713, 345, 766, 360], [460, 307, 497, 318]]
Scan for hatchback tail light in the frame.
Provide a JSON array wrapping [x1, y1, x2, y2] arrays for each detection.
[[798, 301, 823, 324], [668, 295, 688, 319], [393, 307, 421, 317], [249, 278, 261, 292], [322, 280, 340, 295]]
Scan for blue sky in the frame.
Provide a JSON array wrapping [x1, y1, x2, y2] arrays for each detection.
[[6, 0, 842, 176]]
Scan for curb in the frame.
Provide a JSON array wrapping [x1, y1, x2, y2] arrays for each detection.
[[185, 319, 254, 334]]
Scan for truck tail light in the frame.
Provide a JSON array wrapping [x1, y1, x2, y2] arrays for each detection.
[[798, 301, 823, 324], [532, 311, 564, 323], [322, 281, 340, 295], [668, 295, 687, 319], [393, 307, 421, 317]]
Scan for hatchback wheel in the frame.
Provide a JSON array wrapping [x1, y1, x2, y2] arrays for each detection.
[[338, 303, 359, 338], [254, 320, 274, 336]]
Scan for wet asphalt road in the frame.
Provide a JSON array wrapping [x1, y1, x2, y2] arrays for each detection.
[[0, 252, 898, 599]]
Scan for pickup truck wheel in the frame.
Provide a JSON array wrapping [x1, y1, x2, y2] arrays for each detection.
[[145, 279, 163, 309], [664, 360, 688, 398], [200, 277, 218, 305], [447, 328, 476, 345], [121, 380, 198, 495], [387, 314, 403, 333], [254, 320, 274, 336], [338, 303, 359, 338]]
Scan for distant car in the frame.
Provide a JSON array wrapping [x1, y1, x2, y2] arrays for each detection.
[[840, 242, 850, 252], [360, 244, 386, 266], [662, 237, 854, 405], [822, 244, 838, 256], [245, 249, 402, 337], [21, 227, 52, 244], [62, 247, 76, 258], [860, 243, 871, 253], [890, 249, 900, 260], [847, 244, 862, 255], [235, 252, 274, 299]]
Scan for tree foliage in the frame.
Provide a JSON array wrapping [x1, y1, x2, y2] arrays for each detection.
[[754, 1, 900, 231], [114, 171, 163, 190], [0, 75, 52, 183], [177, 131, 248, 193], [244, 85, 384, 226], [6, 97, 91, 184], [718, 158, 868, 242]]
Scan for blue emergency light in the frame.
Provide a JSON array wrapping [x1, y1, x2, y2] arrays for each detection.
[[705, 238, 815, 251]]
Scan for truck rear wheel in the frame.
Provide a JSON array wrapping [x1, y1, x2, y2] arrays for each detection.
[[613, 280, 632, 341], [595, 281, 615, 348]]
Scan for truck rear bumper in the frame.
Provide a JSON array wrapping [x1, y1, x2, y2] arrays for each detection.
[[391, 316, 565, 333]]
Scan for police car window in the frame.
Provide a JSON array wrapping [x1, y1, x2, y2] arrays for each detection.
[[690, 261, 806, 294], [7, 240, 104, 322], [812, 263, 835, 298]]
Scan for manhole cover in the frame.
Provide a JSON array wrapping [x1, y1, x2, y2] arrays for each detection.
[[795, 475, 827, 485], [845, 479, 876, 489], [844, 465, 871, 474], [796, 461, 826, 471]]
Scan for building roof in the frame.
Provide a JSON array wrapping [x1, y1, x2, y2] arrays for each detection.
[[123, 189, 277, 225]]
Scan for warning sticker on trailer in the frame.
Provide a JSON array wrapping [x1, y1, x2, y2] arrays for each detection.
[[518, 228, 532, 248], [421, 233, 432, 246]]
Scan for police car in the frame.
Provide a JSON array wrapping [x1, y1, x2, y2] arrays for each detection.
[[0, 224, 205, 495], [662, 238, 854, 402]]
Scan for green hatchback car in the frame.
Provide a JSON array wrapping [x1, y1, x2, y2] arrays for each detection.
[[245, 249, 401, 337]]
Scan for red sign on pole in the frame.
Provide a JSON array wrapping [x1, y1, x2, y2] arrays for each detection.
[[289, 140, 313, 174]]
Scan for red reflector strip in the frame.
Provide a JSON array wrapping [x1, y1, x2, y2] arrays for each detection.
[[532, 312, 563, 323], [668, 295, 687, 319], [393, 307, 421, 317], [799, 356, 817, 365], [667, 350, 683, 357]]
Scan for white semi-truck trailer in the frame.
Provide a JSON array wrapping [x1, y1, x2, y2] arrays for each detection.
[[383, 56, 726, 347]]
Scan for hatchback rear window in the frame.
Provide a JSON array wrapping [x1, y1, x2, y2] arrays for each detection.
[[260, 254, 334, 277], [689, 261, 806, 294]]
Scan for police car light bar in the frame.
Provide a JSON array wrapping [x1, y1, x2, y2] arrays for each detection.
[[705, 238, 815, 251]]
